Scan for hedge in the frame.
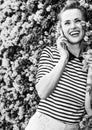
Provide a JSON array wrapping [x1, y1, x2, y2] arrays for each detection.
[[0, 0, 92, 129]]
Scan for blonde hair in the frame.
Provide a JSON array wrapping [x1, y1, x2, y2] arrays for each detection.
[[55, 1, 87, 38], [58, 1, 87, 22], [55, 1, 87, 51]]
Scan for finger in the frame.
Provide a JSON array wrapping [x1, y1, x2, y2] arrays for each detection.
[[57, 36, 68, 47], [82, 54, 92, 60], [87, 49, 92, 54], [61, 37, 68, 47], [60, 42, 67, 50], [88, 63, 92, 68]]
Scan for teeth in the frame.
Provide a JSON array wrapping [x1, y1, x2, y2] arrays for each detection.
[[70, 31, 79, 36]]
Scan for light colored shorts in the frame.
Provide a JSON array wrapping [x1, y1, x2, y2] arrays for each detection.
[[25, 111, 80, 130]]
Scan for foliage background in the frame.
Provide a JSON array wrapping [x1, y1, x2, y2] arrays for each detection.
[[0, 0, 92, 129]]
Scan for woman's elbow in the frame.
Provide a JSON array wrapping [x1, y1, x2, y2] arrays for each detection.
[[38, 92, 48, 99], [36, 85, 48, 99]]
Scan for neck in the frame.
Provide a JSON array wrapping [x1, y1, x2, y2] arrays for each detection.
[[68, 43, 81, 57]]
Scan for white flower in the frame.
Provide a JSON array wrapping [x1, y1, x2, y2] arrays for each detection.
[[18, 106, 23, 120], [10, 25, 19, 39], [3, 73, 10, 85], [89, 4, 92, 10], [84, 35, 89, 42], [51, 32, 55, 37], [39, 40, 43, 45], [11, 14, 18, 23], [13, 125, 19, 130], [38, 2, 44, 9], [28, 14, 34, 21], [13, 81, 20, 92], [20, 3, 26, 11], [1, 28, 8, 38], [30, 45, 33, 50], [9, 104, 14, 109], [46, 5, 51, 12], [79, 0, 85, 6], [0, 102, 4, 111], [2, 58, 9, 68], [44, 31, 49, 36], [12, 71, 18, 78], [13, 60, 19, 69], [10, 1, 21, 11], [33, 10, 43, 23], [29, 74, 34, 82]]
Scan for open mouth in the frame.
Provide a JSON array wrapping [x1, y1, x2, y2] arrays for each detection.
[[69, 30, 80, 37]]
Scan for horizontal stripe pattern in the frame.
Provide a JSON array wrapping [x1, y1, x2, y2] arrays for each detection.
[[36, 46, 87, 123]]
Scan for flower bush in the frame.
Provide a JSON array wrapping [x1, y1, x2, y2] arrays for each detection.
[[0, 0, 92, 129]]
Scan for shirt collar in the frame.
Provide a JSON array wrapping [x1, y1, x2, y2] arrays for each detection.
[[68, 50, 83, 62]]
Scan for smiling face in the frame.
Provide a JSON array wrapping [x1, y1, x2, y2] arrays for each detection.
[[60, 9, 85, 45]]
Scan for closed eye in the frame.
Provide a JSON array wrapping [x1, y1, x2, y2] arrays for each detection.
[[64, 20, 70, 25], [75, 19, 81, 23]]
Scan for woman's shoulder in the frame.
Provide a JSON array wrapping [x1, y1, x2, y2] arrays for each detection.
[[41, 46, 58, 59], [43, 45, 58, 53]]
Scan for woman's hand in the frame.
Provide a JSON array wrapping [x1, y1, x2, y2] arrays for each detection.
[[82, 49, 92, 69], [56, 36, 69, 60], [84, 49, 92, 116], [83, 49, 92, 86]]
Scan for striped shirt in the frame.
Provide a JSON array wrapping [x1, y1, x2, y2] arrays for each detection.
[[36, 46, 87, 123]]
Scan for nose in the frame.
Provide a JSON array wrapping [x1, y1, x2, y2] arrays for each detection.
[[71, 22, 76, 28]]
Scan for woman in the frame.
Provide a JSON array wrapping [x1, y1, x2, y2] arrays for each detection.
[[25, 1, 92, 130]]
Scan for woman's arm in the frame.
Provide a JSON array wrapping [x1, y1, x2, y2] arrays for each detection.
[[84, 50, 92, 116], [85, 87, 92, 116], [36, 38, 69, 99], [36, 56, 68, 99]]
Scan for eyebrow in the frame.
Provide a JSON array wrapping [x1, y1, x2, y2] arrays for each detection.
[[64, 17, 82, 22], [74, 18, 81, 21], [64, 20, 70, 23]]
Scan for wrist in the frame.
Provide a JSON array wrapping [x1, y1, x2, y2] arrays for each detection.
[[60, 56, 68, 64], [86, 83, 92, 93], [87, 83, 92, 87]]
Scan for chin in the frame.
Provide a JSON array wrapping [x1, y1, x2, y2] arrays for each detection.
[[68, 38, 83, 45]]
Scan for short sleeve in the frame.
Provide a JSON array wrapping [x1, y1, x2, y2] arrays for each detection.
[[36, 47, 54, 84]]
